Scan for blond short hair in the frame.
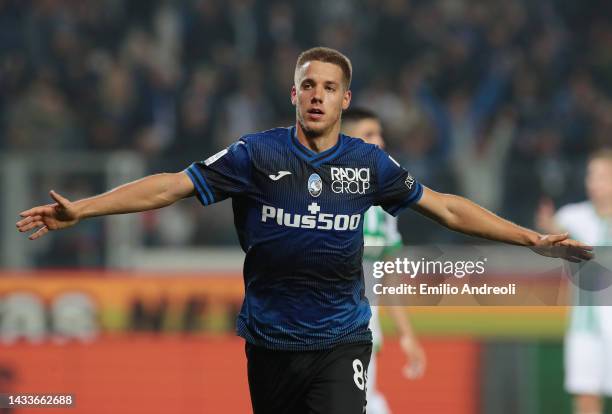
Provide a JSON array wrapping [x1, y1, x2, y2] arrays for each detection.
[[295, 47, 352, 89]]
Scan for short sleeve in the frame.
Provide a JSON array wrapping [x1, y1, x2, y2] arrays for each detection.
[[374, 149, 423, 216], [184, 139, 251, 206]]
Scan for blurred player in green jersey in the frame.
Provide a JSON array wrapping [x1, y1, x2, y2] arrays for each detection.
[[342, 108, 426, 414], [537, 149, 612, 414]]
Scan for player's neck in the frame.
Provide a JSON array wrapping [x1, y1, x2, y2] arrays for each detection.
[[295, 122, 340, 154]]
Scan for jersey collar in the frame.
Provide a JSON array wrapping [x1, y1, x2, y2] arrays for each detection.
[[288, 126, 344, 167]]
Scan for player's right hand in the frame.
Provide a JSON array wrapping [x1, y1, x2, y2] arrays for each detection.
[[16, 190, 80, 240], [400, 334, 426, 379]]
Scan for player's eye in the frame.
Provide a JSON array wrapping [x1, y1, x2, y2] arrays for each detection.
[[325, 85, 336, 92]]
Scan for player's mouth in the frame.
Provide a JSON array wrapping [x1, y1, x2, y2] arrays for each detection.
[[306, 108, 325, 121]]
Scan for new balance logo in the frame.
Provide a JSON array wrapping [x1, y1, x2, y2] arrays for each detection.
[[269, 171, 292, 181]]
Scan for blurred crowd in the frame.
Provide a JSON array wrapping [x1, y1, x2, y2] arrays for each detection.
[[2, 0, 612, 261]]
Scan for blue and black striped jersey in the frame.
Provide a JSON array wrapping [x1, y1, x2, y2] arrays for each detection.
[[185, 126, 423, 351]]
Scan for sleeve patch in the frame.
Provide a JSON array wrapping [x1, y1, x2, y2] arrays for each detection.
[[204, 148, 229, 166]]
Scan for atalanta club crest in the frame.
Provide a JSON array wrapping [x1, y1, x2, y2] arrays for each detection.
[[308, 173, 322, 197]]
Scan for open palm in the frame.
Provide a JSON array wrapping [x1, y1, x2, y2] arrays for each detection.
[[531, 233, 593, 263], [16, 190, 80, 240]]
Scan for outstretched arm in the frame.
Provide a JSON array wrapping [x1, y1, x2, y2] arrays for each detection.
[[17, 171, 194, 240], [412, 187, 592, 261]]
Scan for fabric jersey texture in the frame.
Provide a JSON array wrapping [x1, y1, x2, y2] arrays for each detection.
[[185, 126, 423, 351]]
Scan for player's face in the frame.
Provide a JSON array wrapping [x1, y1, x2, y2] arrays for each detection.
[[586, 158, 612, 205], [344, 119, 385, 149], [292, 61, 351, 138]]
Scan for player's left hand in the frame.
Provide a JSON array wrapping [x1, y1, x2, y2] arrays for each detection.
[[531, 233, 594, 263], [399, 334, 426, 379]]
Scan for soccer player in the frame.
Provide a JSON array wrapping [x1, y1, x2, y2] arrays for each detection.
[[342, 108, 425, 414], [536, 149, 612, 414], [17, 47, 591, 414]]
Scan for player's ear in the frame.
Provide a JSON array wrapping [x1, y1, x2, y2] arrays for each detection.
[[342, 89, 351, 110], [290, 85, 297, 106]]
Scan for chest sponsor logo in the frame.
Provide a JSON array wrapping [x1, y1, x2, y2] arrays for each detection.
[[330, 167, 370, 194], [308, 173, 323, 197], [261, 202, 361, 231]]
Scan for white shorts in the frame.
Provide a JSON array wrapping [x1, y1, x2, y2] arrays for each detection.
[[565, 307, 612, 396]]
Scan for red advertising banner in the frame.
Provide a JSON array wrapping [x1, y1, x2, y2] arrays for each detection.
[[0, 271, 567, 413], [0, 335, 479, 414]]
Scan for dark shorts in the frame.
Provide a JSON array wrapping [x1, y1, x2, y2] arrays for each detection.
[[245, 342, 372, 414]]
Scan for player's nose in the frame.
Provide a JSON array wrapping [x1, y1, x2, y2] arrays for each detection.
[[311, 85, 324, 102]]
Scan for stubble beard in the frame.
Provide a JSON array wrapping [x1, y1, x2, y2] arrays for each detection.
[[296, 108, 337, 139]]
